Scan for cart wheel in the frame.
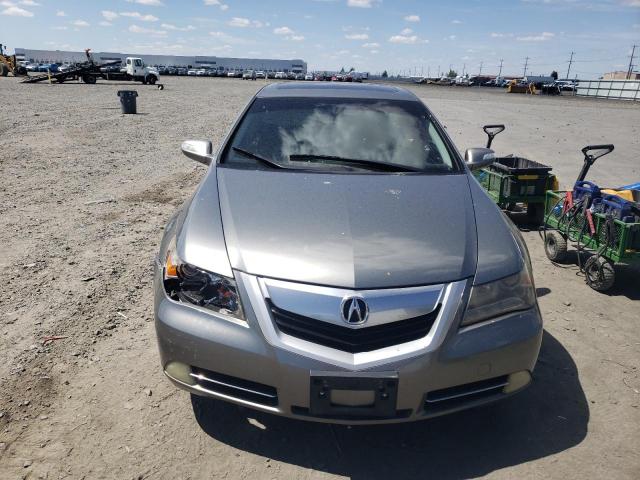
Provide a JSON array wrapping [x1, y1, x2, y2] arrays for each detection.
[[544, 231, 568, 262], [526, 204, 545, 225], [82, 74, 96, 84], [584, 256, 615, 292]]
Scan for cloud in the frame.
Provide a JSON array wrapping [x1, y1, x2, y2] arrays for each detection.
[[126, 0, 163, 6], [19, 0, 39, 5], [347, 0, 375, 7], [620, 0, 640, 6], [274, 26, 294, 35], [161, 23, 196, 31], [389, 34, 426, 44], [370, 49, 379, 54], [490, 32, 513, 37], [288, 35, 305, 41], [451, 19, 462, 24], [400, 27, 412, 35], [204, 0, 229, 10], [72, 19, 90, 27], [129, 24, 166, 35], [516, 31, 555, 41], [345, 33, 369, 40], [362, 42, 379, 47], [227, 17, 264, 27], [99, 21, 112, 27], [121, 11, 159, 22], [56, 10, 66, 16], [101, 10, 118, 21], [0, 4, 33, 16], [404, 14, 420, 22], [447, 35, 457, 40], [52, 25, 67, 30]]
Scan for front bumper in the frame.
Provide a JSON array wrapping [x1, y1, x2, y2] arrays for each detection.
[[154, 267, 542, 425]]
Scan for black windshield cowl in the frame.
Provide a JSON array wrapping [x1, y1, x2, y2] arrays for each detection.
[[289, 154, 422, 173]]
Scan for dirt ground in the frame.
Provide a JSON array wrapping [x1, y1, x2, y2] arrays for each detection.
[[1, 76, 638, 480]]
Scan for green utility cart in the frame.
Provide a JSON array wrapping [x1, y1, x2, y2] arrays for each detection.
[[474, 125, 557, 224]]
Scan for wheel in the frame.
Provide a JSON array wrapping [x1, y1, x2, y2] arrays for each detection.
[[526, 203, 545, 225], [16, 66, 27, 75], [544, 230, 568, 262], [147, 75, 157, 85], [82, 74, 96, 84], [56, 74, 66, 83], [0, 64, 8, 77], [584, 256, 615, 291]]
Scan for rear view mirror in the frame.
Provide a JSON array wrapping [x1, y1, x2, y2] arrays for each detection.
[[465, 148, 495, 171], [181, 140, 213, 166]]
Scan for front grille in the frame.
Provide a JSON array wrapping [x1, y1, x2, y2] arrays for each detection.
[[268, 300, 441, 353], [190, 367, 278, 407]]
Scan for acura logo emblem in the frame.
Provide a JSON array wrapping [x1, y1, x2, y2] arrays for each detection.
[[341, 297, 369, 325]]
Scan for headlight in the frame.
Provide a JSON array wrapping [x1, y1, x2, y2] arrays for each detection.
[[461, 268, 535, 327], [163, 245, 244, 320]]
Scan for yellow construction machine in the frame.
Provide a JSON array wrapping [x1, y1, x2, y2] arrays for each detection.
[[0, 43, 27, 77]]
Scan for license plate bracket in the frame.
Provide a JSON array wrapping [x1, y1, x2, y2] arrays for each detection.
[[309, 372, 398, 418]]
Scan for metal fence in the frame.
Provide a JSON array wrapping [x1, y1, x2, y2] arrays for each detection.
[[576, 79, 640, 101]]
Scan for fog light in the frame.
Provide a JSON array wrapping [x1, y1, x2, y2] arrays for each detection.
[[165, 361, 196, 386], [503, 370, 531, 394]]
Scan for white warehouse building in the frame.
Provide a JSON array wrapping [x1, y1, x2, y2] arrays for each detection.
[[14, 48, 307, 74]]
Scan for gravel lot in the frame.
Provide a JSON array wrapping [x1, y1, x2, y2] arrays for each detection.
[[1, 76, 638, 479]]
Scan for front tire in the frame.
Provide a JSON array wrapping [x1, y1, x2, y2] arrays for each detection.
[[82, 74, 96, 84], [0, 64, 8, 77], [545, 230, 568, 262], [147, 75, 157, 85]]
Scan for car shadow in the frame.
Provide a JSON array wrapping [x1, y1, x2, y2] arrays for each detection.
[[191, 330, 588, 479]]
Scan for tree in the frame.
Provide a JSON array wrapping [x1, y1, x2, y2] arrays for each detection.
[[447, 69, 457, 78], [551, 70, 558, 80], [381, 70, 388, 78]]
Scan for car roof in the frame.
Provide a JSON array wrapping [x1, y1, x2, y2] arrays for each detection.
[[256, 82, 420, 101]]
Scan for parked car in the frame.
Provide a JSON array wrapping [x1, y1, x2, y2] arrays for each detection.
[[154, 82, 542, 425], [295, 73, 305, 80], [304, 73, 314, 81], [187, 69, 197, 76], [177, 68, 187, 76], [255, 71, 266, 79], [267, 71, 276, 79], [196, 69, 206, 76], [555, 80, 577, 91], [242, 70, 257, 80], [274, 71, 286, 79]]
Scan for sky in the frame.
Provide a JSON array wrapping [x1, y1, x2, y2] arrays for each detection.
[[1, 0, 639, 78]]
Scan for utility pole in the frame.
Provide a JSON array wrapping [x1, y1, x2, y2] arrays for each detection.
[[427, 66, 430, 78], [566, 51, 574, 80], [479, 61, 483, 76], [498, 59, 503, 78], [462, 63, 466, 76], [523, 56, 529, 78], [437, 65, 440, 77], [627, 45, 637, 79]]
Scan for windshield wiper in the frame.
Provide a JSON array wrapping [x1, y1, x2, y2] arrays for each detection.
[[289, 154, 421, 173], [232, 147, 287, 170]]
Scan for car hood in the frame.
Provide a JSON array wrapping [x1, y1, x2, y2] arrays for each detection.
[[217, 168, 478, 289]]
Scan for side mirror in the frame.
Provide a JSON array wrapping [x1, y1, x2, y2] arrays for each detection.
[[181, 140, 213, 166], [465, 148, 495, 171]]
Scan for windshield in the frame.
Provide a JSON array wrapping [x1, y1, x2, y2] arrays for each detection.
[[223, 97, 459, 173]]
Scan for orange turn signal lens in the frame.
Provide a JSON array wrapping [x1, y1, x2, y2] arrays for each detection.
[[165, 248, 179, 279]]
